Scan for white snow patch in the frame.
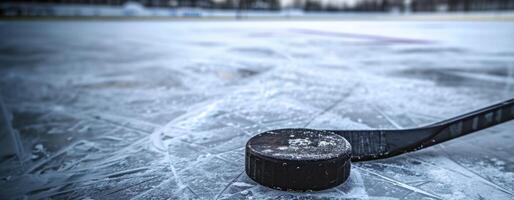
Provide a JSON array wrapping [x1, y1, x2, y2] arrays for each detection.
[[288, 138, 312, 146], [233, 182, 254, 187]]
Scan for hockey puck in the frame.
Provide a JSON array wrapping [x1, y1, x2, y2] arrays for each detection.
[[245, 129, 352, 191]]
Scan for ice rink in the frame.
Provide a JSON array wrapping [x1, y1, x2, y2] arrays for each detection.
[[0, 20, 513, 199]]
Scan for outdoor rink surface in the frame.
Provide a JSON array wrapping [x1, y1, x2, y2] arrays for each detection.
[[0, 20, 513, 199]]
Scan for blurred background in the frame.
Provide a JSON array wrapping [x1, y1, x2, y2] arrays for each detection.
[[1, 0, 514, 18]]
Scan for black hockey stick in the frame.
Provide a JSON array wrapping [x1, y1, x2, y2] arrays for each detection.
[[245, 98, 514, 191], [335, 98, 514, 161]]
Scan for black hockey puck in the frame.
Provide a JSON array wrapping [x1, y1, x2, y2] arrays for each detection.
[[245, 129, 352, 191]]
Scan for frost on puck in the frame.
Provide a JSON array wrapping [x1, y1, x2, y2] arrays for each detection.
[[245, 129, 352, 191]]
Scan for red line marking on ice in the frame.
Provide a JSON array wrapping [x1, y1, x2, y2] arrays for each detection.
[[290, 28, 434, 44]]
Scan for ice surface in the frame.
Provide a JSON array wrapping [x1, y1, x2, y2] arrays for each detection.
[[0, 20, 513, 199]]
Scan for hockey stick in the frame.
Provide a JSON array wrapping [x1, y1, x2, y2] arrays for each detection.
[[342, 98, 514, 161], [260, 98, 514, 162], [245, 98, 514, 191]]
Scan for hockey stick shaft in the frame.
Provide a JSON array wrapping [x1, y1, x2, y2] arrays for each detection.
[[339, 98, 514, 161], [423, 98, 514, 147]]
